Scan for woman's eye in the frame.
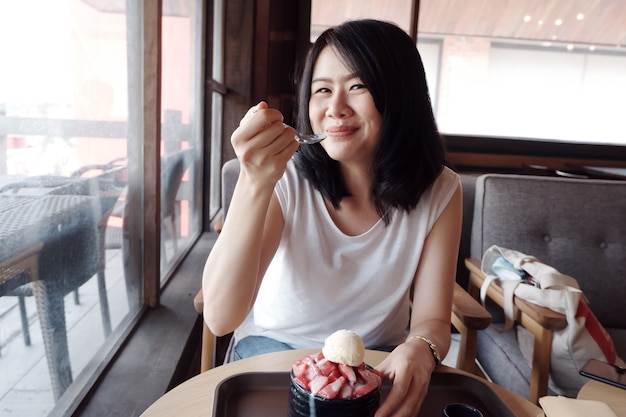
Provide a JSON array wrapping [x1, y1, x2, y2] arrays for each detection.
[[350, 84, 367, 91], [313, 87, 331, 94]]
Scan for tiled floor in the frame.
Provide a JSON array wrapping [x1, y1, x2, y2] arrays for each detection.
[[0, 249, 129, 417]]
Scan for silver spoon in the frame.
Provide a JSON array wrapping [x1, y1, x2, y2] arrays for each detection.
[[284, 124, 326, 144], [295, 132, 326, 144]]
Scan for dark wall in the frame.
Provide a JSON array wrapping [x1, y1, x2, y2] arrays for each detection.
[[218, 0, 310, 164]]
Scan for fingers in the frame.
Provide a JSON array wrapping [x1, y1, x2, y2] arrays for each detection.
[[253, 122, 298, 163], [232, 101, 289, 152], [234, 119, 296, 162], [230, 102, 299, 185], [374, 364, 409, 417], [238, 101, 282, 136], [375, 375, 425, 417], [239, 101, 269, 126], [374, 352, 430, 417]]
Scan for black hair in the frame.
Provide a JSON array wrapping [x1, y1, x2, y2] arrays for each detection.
[[293, 19, 446, 224]]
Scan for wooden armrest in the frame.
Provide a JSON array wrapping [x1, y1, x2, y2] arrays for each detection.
[[465, 257, 566, 403], [451, 282, 491, 376], [193, 287, 216, 372], [465, 258, 567, 331], [194, 288, 204, 314], [452, 282, 491, 330]]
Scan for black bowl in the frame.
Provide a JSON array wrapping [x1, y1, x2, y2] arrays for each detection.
[[287, 371, 380, 417]]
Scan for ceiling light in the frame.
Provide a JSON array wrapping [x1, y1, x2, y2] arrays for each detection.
[[524, 15, 531, 22], [577, 13, 584, 20], [555, 19, 563, 26]]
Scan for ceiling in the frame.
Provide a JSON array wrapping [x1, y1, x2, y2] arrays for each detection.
[[312, 0, 626, 48]]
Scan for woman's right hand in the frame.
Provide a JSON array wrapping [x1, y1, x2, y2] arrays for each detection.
[[231, 101, 299, 188]]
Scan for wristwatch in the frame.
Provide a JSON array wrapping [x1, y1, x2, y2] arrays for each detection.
[[406, 335, 441, 366]]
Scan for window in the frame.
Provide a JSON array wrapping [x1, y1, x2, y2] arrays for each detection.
[[417, 0, 626, 145], [311, 0, 626, 145], [207, 0, 225, 221], [0, 0, 205, 415], [160, 0, 204, 281]]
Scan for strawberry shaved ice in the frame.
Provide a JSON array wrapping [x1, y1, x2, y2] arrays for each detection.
[[290, 330, 381, 400]]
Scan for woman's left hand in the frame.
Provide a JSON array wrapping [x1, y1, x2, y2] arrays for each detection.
[[373, 341, 436, 417]]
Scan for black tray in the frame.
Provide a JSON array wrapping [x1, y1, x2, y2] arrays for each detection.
[[213, 371, 516, 417]]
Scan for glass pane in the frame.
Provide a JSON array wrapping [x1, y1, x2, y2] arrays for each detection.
[[160, 0, 204, 281], [208, 0, 225, 220], [0, 1, 142, 415], [418, 0, 626, 144]]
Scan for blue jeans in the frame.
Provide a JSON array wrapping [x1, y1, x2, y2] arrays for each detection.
[[232, 336, 294, 361]]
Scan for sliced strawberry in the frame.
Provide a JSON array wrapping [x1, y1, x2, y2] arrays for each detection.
[[302, 354, 316, 367], [317, 376, 345, 400], [293, 362, 308, 379], [293, 374, 310, 391], [353, 382, 377, 398], [339, 383, 354, 399], [309, 374, 329, 394], [317, 358, 337, 376], [338, 363, 357, 383]]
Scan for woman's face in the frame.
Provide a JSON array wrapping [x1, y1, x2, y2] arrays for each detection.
[[309, 46, 382, 165]]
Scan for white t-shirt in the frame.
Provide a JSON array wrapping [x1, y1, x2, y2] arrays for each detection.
[[234, 161, 460, 350]]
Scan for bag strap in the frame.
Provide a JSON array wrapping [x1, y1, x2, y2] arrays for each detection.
[[480, 274, 521, 333]]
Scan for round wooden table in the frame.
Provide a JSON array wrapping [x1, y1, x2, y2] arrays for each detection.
[[140, 349, 543, 417]]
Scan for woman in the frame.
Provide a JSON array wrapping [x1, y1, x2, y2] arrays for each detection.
[[203, 19, 463, 417]]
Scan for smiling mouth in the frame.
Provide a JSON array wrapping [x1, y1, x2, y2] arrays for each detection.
[[326, 126, 357, 137]]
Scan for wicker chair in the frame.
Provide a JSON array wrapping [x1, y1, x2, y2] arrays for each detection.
[[103, 149, 192, 271], [160, 149, 193, 268], [0, 160, 126, 342]]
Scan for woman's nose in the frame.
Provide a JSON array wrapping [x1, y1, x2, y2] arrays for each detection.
[[325, 92, 352, 119]]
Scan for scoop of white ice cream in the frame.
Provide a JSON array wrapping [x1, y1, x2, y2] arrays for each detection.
[[322, 329, 365, 367]]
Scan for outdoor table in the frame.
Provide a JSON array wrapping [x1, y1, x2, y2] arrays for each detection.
[[0, 193, 97, 400]]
